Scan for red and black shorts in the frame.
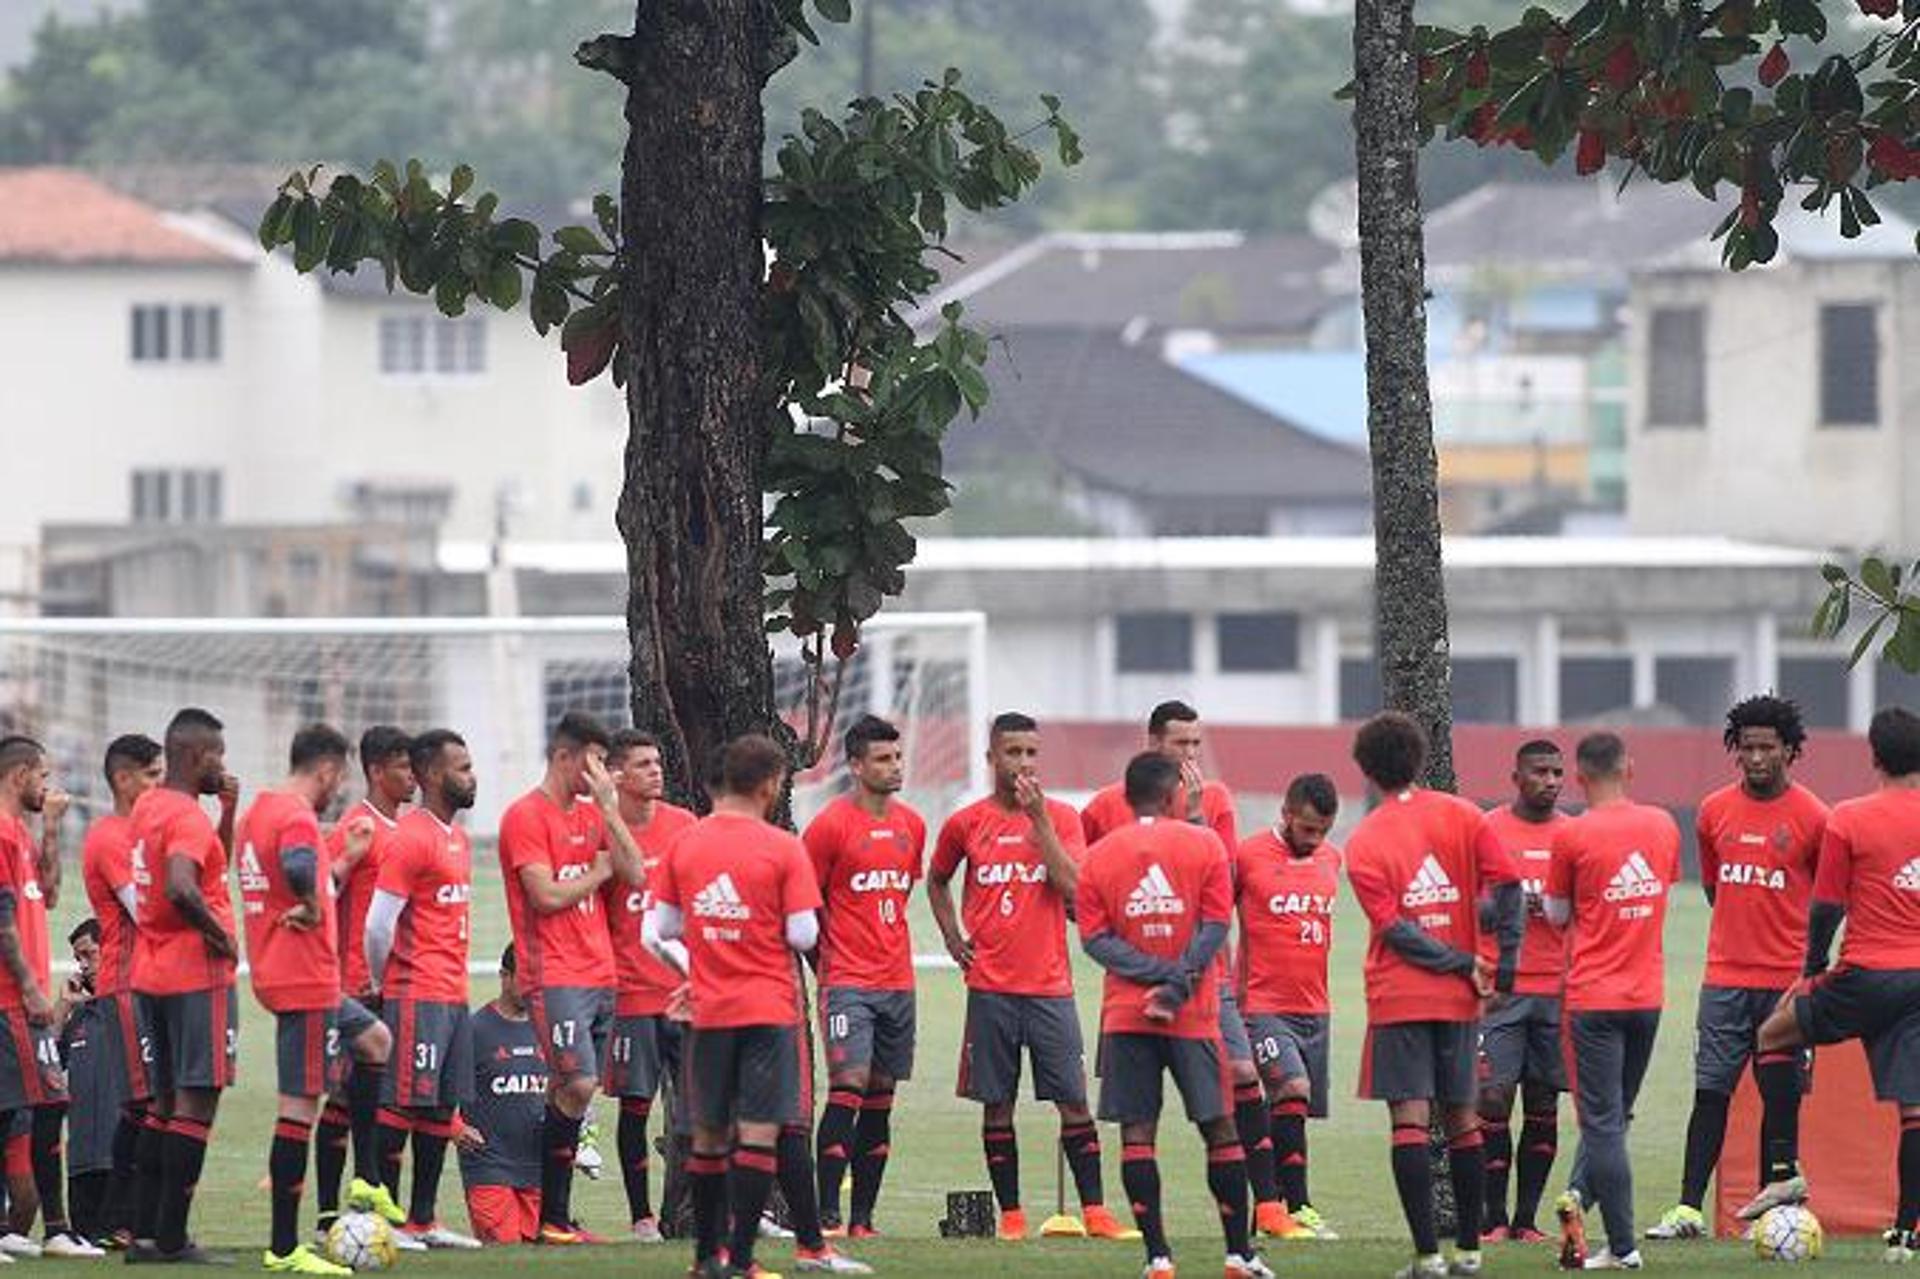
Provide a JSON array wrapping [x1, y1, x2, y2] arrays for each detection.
[[1095, 1031, 1230, 1125], [525, 986, 613, 1083], [1358, 1019, 1478, 1106], [682, 1024, 803, 1130], [95, 989, 154, 1105], [1795, 966, 1920, 1104], [137, 985, 239, 1093], [381, 998, 474, 1110], [0, 1005, 66, 1110], [275, 997, 380, 1099]]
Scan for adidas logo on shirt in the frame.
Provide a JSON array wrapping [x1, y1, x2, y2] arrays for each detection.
[[1894, 858, 1920, 892], [1125, 864, 1187, 918], [692, 873, 751, 920], [1603, 851, 1666, 902], [1401, 855, 1462, 908]]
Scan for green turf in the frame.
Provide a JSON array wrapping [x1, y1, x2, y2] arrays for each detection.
[[27, 867, 1899, 1275]]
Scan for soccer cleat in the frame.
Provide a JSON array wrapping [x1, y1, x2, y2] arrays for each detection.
[[1084, 1205, 1143, 1240], [1556, 1189, 1589, 1270], [46, 1232, 108, 1258], [792, 1246, 873, 1274], [1449, 1250, 1484, 1275], [262, 1245, 351, 1276], [159, 1245, 234, 1266], [998, 1209, 1028, 1241], [729, 1266, 784, 1279], [846, 1224, 880, 1240], [1510, 1226, 1550, 1244], [574, 1117, 605, 1181], [1393, 1255, 1449, 1279], [758, 1214, 795, 1240], [821, 1218, 846, 1240], [1292, 1205, 1339, 1240], [1143, 1257, 1176, 1279], [403, 1223, 481, 1249], [1582, 1248, 1644, 1270], [1224, 1253, 1275, 1279], [536, 1222, 590, 1246], [1254, 1201, 1312, 1240], [1886, 1228, 1917, 1264], [633, 1217, 666, 1245], [1736, 1174, 1808, 1221], [1645, 1204, 1705, 1240], [345, 1178, 406, 1227], [1481, 1226, 1510, 1243], [0, 1235, 40, 1258]]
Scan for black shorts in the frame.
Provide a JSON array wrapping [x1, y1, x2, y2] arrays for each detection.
[[683, 1025, 804, 1129], [1795, 966, 1920, 1104], [1566, 1009, 1660, 1139], [1096, 1033, 1230, 1125], [606, 1014, 669, 1099], [1246, 1012, 1332, 1117], [138, 986, 239, 1093], [1359, 1020, 1477, 1106], [275, 998, 379, 1098], [1479, 994, 1567, 1091], [957, 991, 1086, 1106], [382, 998, 474, 1109], [526, 986, 613, 1082], [822, 987, 916, 1082], [61, 1000, 120, 1174], [96, 990, 154, 1104], [1695, 985, 1801, 1095], [1216, 989, 1254, 1067], [0, 1005, 64, 1111]]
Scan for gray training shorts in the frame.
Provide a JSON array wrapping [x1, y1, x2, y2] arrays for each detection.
[[1096, 1032, 1230, 1125], [957, 990, 1086, 1107], [1479, 993, 1567, 1092], [1246, 1012, 1333, 1117], [822, 986, 916, 1081]]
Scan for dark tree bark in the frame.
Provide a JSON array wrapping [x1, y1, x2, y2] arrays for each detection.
[[616, 0, 786, 809], [1353, 0, 1456, 793]]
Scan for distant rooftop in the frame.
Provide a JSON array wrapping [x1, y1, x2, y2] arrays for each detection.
[[1424, 180, 1721, 279], [0, 168, 244, 266]]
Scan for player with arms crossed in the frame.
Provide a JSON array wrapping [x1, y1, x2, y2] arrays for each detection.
[[1746, 706, 1920, 1261], [1345, 712, 1522, 1279], [805, 715, 925, 1238], [1475, 740, 1571, 1244], [1235, 773, 1342, 1241], [928, 713, 1125, 1241]]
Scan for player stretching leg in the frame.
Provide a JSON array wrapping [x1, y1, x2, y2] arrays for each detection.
[[1345, 713, 1522, 1279], [1746, 707, 1920, 1261], [928, 713, 1125, 1242], [1081, 752, 1273, 1279], [1542, 732, 1680, 1271], [1476, 741, 1571, 1244], [1647, 696, 1826, 1240], [1236, 774, 1342, 1240], [363, 730, 483, 1250]]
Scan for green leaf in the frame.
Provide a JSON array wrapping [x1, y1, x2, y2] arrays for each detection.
[[495, 218, 541, 259], [554, 225, 610, 256], [1888, 610, 1920, 674], [449, 164, 474, 201], [486, 260, 523, 310], [813, 0, 851, 22], [1862, 556, 1897, 600], [593, 193, 619, 242], [1850, 611, 1889, 667], [257, 195, 292, 251], [1821, 563, 1851, 586]]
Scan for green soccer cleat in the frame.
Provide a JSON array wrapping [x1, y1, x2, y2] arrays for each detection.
[[1645, 1203, 1706, 1240], [1293, 1205, 1339, 1240], [263, 1246, 351, 1276], [346, 1177, 407, 1227]]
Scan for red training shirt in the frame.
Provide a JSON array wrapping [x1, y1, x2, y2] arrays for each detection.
[[1077, 818, 1233, 1038], [374, 808, 474, 1003], [1814, 788, 1920, 971], [1546, 801, 1680, 1013], [1475, 807, 1573, 997], [498, 789, 614, 991], [236, 790, 340, 1012], [1696, 782, 1828, 988], [82, 814, 138, 998], [930, 796, 1087, 998], [652, 811, 822, 1030], [603, 802, 697, 1016], [0, 815, 50, 1007], [327, 798, 403, 998], [130, 787, 236, 997], [804, 795, 927, 992], [1234, 830, 1341, 1016]]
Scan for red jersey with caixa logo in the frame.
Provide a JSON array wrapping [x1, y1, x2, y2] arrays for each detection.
[[1547, 802, 1680, 1012], [602, 802, 697, 1016], [376, 809, 474, 1003], [804, 795, 927, 992], [1235, 831, 1341, 1016], [1078, 818, 1232, 1038], [1345, 788, 1518, 1025], [652, 811, 822, 1030], [130, 787, 237, 997], [236, 790, 340, 1012], [1814, 788, 1920, 971], [327, 799, 402, 998], [0, 815, 50, 1007], [498, 789, 613, 990], [1475, 807, 1573, 997], [82, 815, 137, 997], [931, 796, 1087, 998], [1696, 782, 1828, 988]]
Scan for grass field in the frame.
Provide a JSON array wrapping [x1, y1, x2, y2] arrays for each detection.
[[26, 857, 1897, 1275]]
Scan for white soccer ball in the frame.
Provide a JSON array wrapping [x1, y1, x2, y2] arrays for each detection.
[[327, 1211, 399, 1271], [1753, 1204, 1823, 1262]]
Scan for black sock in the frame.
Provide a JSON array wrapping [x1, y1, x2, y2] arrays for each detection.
[[375, 1108, 410, 1203], [1392, 1123, 1439, 1256], [68, 1171, 108, 1242], [314, 1102, 350, 1222], [1449, 1129, 1486, 1253], [1271, 1098, 1309, 1211], [617, 1098, 654, 1223], [1480, 1117, 1511, 1231], [688, 1151, 728, 1262], [1235, 1085, 1279, 1207], [849, 1088, 893, 1228], [1898, 1117, 1920, 1235], [539, 1105, 582, 1228], [983, 1124, 1019, 1212], [726, 1143, 778, 1270], [407, 1110, 451, 1228], [777, 1124, 825, 1250], [1205, 1137, 1251, 1257], [157, 1115, 211, 1255], [1755, 1052, 1802, 1184], [814, 1089, 860, 1226], [269, 1117, 311, 1257], [347, 1063, 384, 1184], [1061, 1120, 1104, 1208], [31, 1103, 69, 1234], [105, 1106, 143, 1236], [1121, 1142, 1168, 1259], [1679, 1089, 1729, 1209], [132, 1112, 166, 1241], [1513, 1109, 1559, 1232]]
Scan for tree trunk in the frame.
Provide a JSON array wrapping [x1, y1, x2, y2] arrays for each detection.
[[1352, 0, 1456, 793], [617, 0, 783, 810]]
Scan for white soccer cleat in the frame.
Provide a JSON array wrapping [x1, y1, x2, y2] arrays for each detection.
[[1736, 1174, 1808, 1221], [1225, 1253, 1275, 1279], [1583, 1247, 1645, 1270], [1394, 1255, 1449, 1279], [793, 1246, 874, 1274], [0, 1235, 40, 1259], [1448, 1249, 1483, 1276], [759, 1213, 796, 1239], [43, 1232, 107, 1258], [631, 1217, 665, 1245], [406, 1224, 481, 1250], [1885, 1227, 1917, 1264], [387, 1230, 427, 1253]]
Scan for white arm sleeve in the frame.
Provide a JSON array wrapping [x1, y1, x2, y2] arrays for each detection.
[[1542, 895, 1572, 929], [115, 884, 138, 918], [654, 902, 685, 943], [785, 909, 819, 953], [363, 889, 408, 990], [641, 906, 689, 977]]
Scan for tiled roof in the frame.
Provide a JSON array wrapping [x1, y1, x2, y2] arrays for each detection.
[[0, 168, 244, 265]]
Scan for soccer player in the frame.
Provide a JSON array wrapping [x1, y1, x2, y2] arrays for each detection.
[[497, 711, 642, 1244], [458, 946, 549, 1245], [363, 729, 482, 1250], [128, 707, 240, 1264], [1080, 751, 1272, 1279], [1345, 712, 1522, 1279], [319, 725, 415, 1236], [600, 728, 695, 1243], [1542, 731, 1680, 1271], [236, 724, 396, 1274], [80, 732, 162, 1249], [1644, 696, 1826, 1240], [1746, 706, 1920, 1261], [805, 715, 925, 1238], [653, 734, 826, 1279], [1236, 773, 1342, 1240], [1475, 739, 1572, 1243], [928, 712, 1124, 1241]]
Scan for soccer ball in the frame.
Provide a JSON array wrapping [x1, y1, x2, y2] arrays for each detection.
[[327, 1211, 399, 1271], [1753, 1204, 1823, 1262]]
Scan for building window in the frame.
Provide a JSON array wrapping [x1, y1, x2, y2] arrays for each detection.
[[131, 304, 220, 363], [1115, 612, 1193, 674], [1216, 612, 1300, 673], [1645, 306, 1705, 427], [1452, 657, 1519, 724], [1655, 655, 1734, 726], [131, 305, 167, 362], [130, 470, 170, 523], [179, 305, 221, 362], [1819, 303, 1878, 426], [131, 468, 222, 525], [1339, 658, 1381, 721], [1560, 656, 1633, 722], [380, 315, 487, 375], [1779, 656, 1849, 729]]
